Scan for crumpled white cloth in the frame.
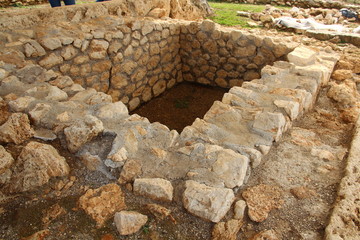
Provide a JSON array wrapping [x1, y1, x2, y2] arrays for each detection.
[[274, 17, 347, 32]]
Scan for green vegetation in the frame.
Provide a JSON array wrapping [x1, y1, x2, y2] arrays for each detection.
[[207, 1, 288, 28]]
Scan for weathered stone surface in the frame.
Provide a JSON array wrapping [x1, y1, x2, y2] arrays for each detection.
[[183, 180, 235, 222], [212, 219, 243, 240], [0, 145, 14, 174], [114, 211, 148, 235], [64, 115, 104, 153], [146, 203, 172, 220], [252, 112, 286, 142], [15, 64, 44, 84], [24, 40, 46, 58], [331, 69, 353, 81], [39, 53, 64, 69], [89, 40, 109, 59], [29, 103, 52, 126], [0, 98, 10, 125], [242, 184, 284, 222], [0, 113, 34, 144], [79, 183, 126, 228], [39, 38, 62, 50], [61, 45, 78, 60], [287, 46, 316, 66], [327, 80, 359, 106], [118, 159, 142, 184], [45, 86, 68, 101], [234, 200, 247, 220], [10, 141, 70, 192], [133, 178, 173, 202], [49, 76, 74, 89], [96, 102, 129, 121], [153, 80, 166, 97]]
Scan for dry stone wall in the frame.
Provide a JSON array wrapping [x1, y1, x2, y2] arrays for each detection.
[[219, 0, 360, 9], [1, 17, 297, 110]]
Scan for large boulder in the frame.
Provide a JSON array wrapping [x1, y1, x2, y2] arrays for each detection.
[[10, 142, 70, 192]]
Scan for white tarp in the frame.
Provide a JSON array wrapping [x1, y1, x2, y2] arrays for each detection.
[[274, 17, 346, 32]]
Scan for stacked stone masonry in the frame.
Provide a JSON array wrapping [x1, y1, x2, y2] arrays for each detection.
[[0, 16, 339, 223], [220, 0, 360, 10], [1, 18, 297, 111]]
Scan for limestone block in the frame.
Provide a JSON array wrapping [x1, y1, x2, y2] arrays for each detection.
[[287, 46, 316, 66], [29, 103, 52, 126], [8, 96, 36, 112], [24, 40, 46, 58], [64, 115, 104, 153], [89, 40, 109, 59], [0, 113, 34, 144], [327, 80, 359, 106], [234, 200, 247, 220], [61, 45, 78, 60], [45, 86, 68, 101], [274, 100, 300, 121], [331, 69, 353, 81], [92, 60, 112, 73], [153, 80, 166, 97], [133, 178, 173, 202], [10, 141, 70, 192], [142, 22, 154, 36], [96, 101, 129, 121], [49, 76, 74, 89], [183, 180, 235, 222], [39, 53, 64, 69], [70, 88, 97, 102], [108, 40, 123, 55], [118, 159, 142, 184], [114, 211, 148, 235], [252, 112, 286, 142], [39, 38, 62, 50], [121, 60, 138, 75], [79, 183, 126, 228], [0, 145, 14, 174], [129, 97, 140, 111]]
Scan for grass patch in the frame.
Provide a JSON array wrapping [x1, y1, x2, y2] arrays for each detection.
[[208, 1, 289, 28]]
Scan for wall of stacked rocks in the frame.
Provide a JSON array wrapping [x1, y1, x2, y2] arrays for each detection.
[[2, 18, 297, 110], [219, 0, 360, 10]]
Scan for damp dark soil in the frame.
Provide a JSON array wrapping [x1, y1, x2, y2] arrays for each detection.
[[132, 82, 228, 133]]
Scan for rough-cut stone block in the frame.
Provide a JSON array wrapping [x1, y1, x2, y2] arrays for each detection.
[[183, 180, 235, 222], [114, 211, 148, 235], [252, 112, 286, 142], [10, 141, 70, 192], [287, 46, 316, 66], [0, 145, 14, 174], [133, 178, 173, 202], [64, 115, 104, 153]]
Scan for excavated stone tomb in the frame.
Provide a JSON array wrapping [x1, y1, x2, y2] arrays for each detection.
[[0, 10, 342, 237]]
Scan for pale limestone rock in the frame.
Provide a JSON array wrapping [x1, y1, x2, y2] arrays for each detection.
[[29, 103, 52, 126], [0, 68, 8, 80], [10, 142, 70, 192], [133, 178, 173, 202], [183, 180, 235, 222], [63, 84, 85, 96], [79, 183, 126, 228], [39, 38, 62, 50], [274, 100, 300, 121], [45, 86, 68, 101], [61, 45, 78, 60], [287, 46, 316, 66], [142, 22, 154, 36], [89, 40, 109, 59], [64, 115, 104, 153], [118, 159, 142, 184], [70, 88, 97, 102], [0, 145, 14, 174], [60, 37, 74, 45], [212, 219, 243, 240], [114, 211, 148, 235], [121, 60, 138, 75], [234, 200, 247, 220], [129, 97, 140, 111], [24, 40, 46, 57], [49, 76, 74, 89], [16, 64, 44, 84], [0, 113, 34, 144], [8, 96, 36, 112], [86, 92, 112, 105], [242, 184, 284, 222], [96, 101, 129, 121], [39, 53, 64, 69], [253, 112, 286, 142]]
